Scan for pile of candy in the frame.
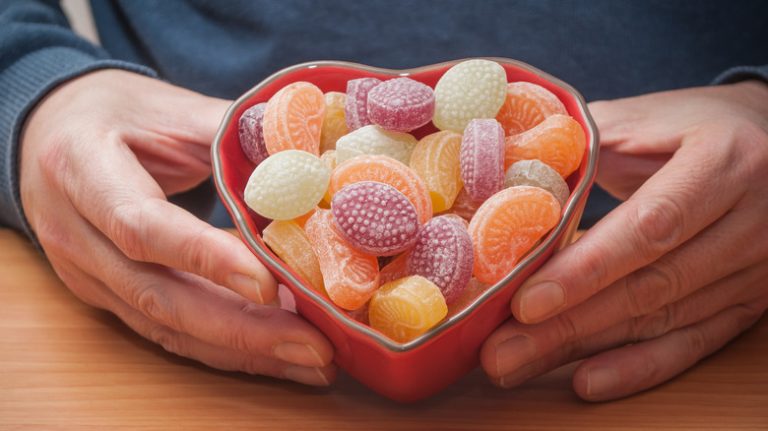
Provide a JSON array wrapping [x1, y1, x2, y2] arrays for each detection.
[[240, 60, 586, 343]]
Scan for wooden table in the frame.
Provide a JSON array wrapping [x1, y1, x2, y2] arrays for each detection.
[[1, 229, 766, 430]]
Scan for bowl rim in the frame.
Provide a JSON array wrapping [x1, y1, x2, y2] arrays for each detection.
[[211, 58, 599, 353]]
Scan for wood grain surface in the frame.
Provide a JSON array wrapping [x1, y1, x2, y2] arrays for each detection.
[[1, 229, 766, 430]]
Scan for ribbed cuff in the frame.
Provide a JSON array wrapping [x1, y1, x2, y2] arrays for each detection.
[[0, 47, 156, 240], [712, 65, 768, 86]]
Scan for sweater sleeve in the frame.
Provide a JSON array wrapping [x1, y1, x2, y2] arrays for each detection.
[[0, 0, 156, 238], [712, 64, 768, 85]]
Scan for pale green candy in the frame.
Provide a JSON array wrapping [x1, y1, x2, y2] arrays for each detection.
[[504, 159, 570, 207], [335, 125, 417, 165], [244, 150, 330, 220], [433, 59, 507, 132]]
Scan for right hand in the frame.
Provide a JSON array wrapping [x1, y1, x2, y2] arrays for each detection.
[[19, 69, 335, 386]]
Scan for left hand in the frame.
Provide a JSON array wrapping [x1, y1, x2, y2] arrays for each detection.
[[480, 80, 768, 401]]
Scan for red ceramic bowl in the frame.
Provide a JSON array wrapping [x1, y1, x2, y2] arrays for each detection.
[[212, 58, 599, 402]]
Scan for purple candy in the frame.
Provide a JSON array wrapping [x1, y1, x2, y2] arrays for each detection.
[[331, 181, 420, 256], [238, 103, 269, 165], [367, 77, 435, 132], [407, 215, 473, 304], [460, 118, 505, 201], [345, 78, 382, 131]]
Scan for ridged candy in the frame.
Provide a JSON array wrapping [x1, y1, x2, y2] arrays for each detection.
[[460, 119, 505, 201], [335, 125, 417, 165], [367, 77, 435, 132], [262, 82, 325, 155], [244, 150, 330, 220], [496, 82, 567, 136], [238, 103, 269, 165], [409, 130, 463, 213], [504, 114, 586, 178], [433, 59, 507, 132], [331, 182, 420, 256], [320, 91, 348, 153], [345, 77, 382, 131], [504, 159, 570, 207], [262, 220, 325, 295], [407, 215, 473, 304]]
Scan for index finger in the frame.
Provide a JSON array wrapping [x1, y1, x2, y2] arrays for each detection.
[[511, 125, 747, 323]]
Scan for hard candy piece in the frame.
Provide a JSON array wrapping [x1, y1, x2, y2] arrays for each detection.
[[328, 155, 432, 224], [262, 220, 325, 295], [320, 149, 337, 171], [238, 103, 269, 165], [505, 114, 586, 178], [379, 251, 412, 285], [244, 150, 330, 220], [345, 77, 382, 131], [409, 130, 463, 213], [433, 59, 507, 132], [367, 77, 435, 132], [368, 275, 448, 343], [445, 187, 483, 222], [496, 82, 567, 136], [331, 181, 420, 256], [304, 209, 380, 310], [320, 91, 348, 153], [335, 125, 417, 165], [436, 213, 469, 229], [263, 82, 325, 156], [407, 215, 473, 304], [447, 278, 491, 317], [468, 186, 561, 284], [504, 159, 570, 207], [292, 207, 316, 228], [460, 118, 505, 201]]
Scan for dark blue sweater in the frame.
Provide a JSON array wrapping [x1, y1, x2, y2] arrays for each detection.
[[2, 0, 767, 235]]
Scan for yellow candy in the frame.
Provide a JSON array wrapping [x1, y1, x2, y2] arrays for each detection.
[[368, 275, 447, 343], [320, 92, 348, 153], [409, 130, 463, 213], [262, 220, 325, 295], [335, 125, 417, 165]]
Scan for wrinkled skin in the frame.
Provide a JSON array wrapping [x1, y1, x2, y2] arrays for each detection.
[[20, 70, 336, 386], [482, 80, 768, 401]]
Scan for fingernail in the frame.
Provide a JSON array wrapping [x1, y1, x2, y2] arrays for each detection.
[[495, 335, 537, 377], [498, 362, 538, 389], [230, 273, 264, 304], [519, 281, 565, 322], [586, 367, 619, 397], [283, 366, 329, 386], [273, 343, 325, 367]]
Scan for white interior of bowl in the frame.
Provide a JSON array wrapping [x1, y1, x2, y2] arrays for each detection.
[[212, 58, 600, 352]]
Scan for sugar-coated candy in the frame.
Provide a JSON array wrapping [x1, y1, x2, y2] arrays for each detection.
[[244, 150, 330, 220], [263, 82, 325, 156], [504, 159, 570, 207], [407, 215, 473, 304], [433, 59, 507, 132], [496, 82, 567, 136], [345, 77, 382, 131], [368, 275, 448, 343], [320, 149, 337, 171], [263, 220, 325, 295], [238, 103, 269, 165], [320, 91, 348, 153], [379, 251, 412, 285], [460, 119, 505, 201], [367, 77, 435, 132], [505, 114, 586, 178], [335, 125, 417, 165], [435, 213, 469, 228], [409, 130, 463, 213], [305, 209, 380, 310], [468, 186, 561, 284], [328, 155, 432, 224], [331, 181, 420, 256]]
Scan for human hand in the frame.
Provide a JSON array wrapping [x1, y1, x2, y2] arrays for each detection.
[[19, 70, 335, 386], [481, 80, 768, 400]]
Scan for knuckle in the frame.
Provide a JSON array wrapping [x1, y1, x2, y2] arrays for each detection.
[[630, 303, 678, 341], [34, 218, 72, 257], [632, 197, 686, 256], [147, 325, 186, 356], [553, 312, 583, 345], [624, 262, 684, 318], [36, 135, 73, 185], [684, 326, 709, 355], [131, 283, 176, 327], [107, 202, 146, 261], [179, 227, 217, 278]]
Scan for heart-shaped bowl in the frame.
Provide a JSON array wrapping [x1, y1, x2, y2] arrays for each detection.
[[212, 58, 598, 402]]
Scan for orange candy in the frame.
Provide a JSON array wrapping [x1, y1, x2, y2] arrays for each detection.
[[468, 186, 561, 284], [320, 91, 348, 153], [379, 251, 412, 285], [447, 278, 490, 317], [496, 82, 567, 136], [262, 220, 325, 295], [409, 130, 463, 213], [327, 155, 432, 224], [304, 209, 379, 310], [263, 82, 325, 156], [368, 275, 448, 343], [504, 114, 586, 178]]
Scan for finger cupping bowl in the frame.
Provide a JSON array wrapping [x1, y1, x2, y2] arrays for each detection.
[[212, 58, 598, 402]]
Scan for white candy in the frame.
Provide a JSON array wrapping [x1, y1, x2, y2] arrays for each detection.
[[433, 59, 507, 132], [335, 125, 417, 165]]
